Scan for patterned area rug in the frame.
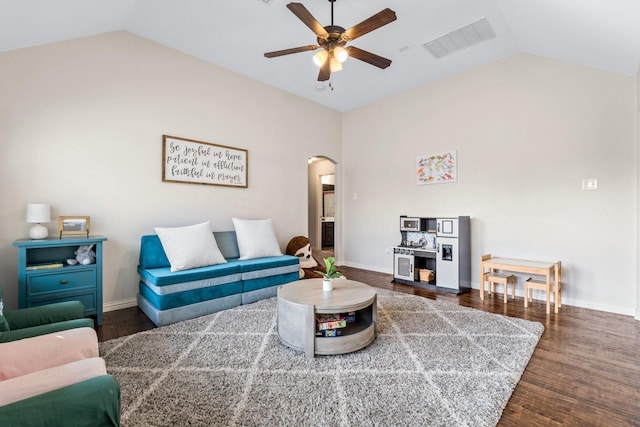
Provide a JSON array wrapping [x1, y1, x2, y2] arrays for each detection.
[[100, 289, 544, 426]]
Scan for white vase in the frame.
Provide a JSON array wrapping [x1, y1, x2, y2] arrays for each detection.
[[322, 278, 333, 292]]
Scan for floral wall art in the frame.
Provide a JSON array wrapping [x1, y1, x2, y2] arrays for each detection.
[[416, 151, 457, 185]]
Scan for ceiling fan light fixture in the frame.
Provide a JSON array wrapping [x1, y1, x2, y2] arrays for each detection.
[[329, 56, 342, 72], [265, 1, 397, 83], [334, 46, 348, 63], [313, 50, 329, 67]]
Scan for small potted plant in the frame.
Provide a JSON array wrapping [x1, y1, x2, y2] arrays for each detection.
[[315, 257, 342, 291]]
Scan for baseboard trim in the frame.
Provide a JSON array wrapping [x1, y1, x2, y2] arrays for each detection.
[[342, 263, 637, 318], [558, 296, 635, 317], [468, 283, 636, 317], [342, 261, 392, 275], [104, 297, 138, 313]]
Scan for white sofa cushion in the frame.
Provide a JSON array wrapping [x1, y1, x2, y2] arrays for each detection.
[[155, 221, 227, 272], [232, 218, 282, 260]]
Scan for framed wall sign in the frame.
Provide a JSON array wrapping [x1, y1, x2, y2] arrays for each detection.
[[162, 135, 248, 188], [58, 216, 90, 238], [416, 150, 457, 185]]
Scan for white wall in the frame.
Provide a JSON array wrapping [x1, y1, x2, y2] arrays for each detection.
[[343, 53, 637, 316], [0, 31, 342, 310], [637, 65, 640, 320], [1, 35, 637, 318]]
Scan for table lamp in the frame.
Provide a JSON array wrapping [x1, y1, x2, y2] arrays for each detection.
[[26, 203, 51, 239]]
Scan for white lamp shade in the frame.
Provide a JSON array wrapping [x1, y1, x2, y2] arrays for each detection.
[[313, 50, 328, 67], [334, 46, 348, 63], [26, 204, 51, 223], [329, 57, 342, 72]]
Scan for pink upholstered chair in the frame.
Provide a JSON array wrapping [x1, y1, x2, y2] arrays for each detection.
[[0, 327, 104, 406]]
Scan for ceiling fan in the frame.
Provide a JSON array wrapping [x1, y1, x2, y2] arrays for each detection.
[[264, 0, 397, 82]]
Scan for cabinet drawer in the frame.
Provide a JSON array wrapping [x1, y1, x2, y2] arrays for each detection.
[[28, 292, 97, 314], [27, 269, 97, 295]]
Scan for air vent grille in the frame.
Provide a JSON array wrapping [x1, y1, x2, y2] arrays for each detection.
[[423, 18, 495, 59]]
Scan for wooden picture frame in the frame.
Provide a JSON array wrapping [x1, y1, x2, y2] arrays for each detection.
[[162, 135, 248, 188], [58, 216, 90, 238]]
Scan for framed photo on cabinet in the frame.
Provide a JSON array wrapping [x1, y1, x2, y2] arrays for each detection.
[[58, 216, 90, 238]]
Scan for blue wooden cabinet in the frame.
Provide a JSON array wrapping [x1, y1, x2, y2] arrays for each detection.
[[12, 236, 107, 325]]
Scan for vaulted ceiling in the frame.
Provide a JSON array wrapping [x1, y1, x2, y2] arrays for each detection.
[[1, 0, 639, 111]]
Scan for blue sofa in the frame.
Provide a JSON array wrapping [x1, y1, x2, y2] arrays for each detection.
[[137, 231, 299, 326]]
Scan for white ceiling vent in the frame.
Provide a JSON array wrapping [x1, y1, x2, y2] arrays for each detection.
[[256, 0, 275, 5], [423, 18, 496, 59]]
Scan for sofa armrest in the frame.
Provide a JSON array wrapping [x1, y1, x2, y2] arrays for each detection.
[[0, 318, 94, 343], [0, 357, 106, 406], [0, 327, 98, 380], [0, 375, 121, 427], [139, 234, 171, 269], [5, 301, 86, 330]]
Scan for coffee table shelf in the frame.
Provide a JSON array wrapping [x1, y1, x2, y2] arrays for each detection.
[[277, 279, 377, 358]]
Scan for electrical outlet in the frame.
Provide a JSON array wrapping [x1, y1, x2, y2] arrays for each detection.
[[582, 178, 598, 190]]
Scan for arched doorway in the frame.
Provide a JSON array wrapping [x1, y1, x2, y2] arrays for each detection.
[[307, 156, 337, 260]]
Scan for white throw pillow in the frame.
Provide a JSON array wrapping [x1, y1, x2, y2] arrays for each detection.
[[232, 218, 282, 260], [154, 221, 227, 272]]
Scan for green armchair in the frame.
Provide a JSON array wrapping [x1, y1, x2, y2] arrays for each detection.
[[0, 286, 94, 343], [0, 327, 120, 426], [0, 375, 121, 427]]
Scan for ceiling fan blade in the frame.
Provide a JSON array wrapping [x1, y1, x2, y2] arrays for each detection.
[[264, 45, 319, 58], [346, 46, 392, 69], [287, 3, 329, 39], [318, 57, 331, 81], [342, 8, 397, 42]]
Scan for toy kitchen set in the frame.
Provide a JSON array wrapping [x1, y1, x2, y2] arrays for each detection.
[[393, 216, 471, 294]]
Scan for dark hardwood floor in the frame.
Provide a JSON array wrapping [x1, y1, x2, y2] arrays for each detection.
[[97, 266, 640, 426]]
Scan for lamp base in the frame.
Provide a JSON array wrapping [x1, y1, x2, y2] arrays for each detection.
[[29, 224, 48, 240]]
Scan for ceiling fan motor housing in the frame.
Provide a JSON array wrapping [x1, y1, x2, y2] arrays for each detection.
[[318, 25, 347, 50]]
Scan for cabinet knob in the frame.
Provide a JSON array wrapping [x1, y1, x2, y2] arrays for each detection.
[[60, 279, 68, 285]]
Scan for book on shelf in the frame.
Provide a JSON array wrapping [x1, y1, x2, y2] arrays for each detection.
[[26, 262, 64, 271], [315, 328, 343, 337], [316, 314, 347, 331], [342, 312, 356, 323]]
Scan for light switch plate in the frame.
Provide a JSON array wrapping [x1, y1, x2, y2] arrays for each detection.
[[582, 178, 598, 190]]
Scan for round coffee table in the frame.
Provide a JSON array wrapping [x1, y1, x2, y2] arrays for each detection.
[[277, 279, 377, 358]]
